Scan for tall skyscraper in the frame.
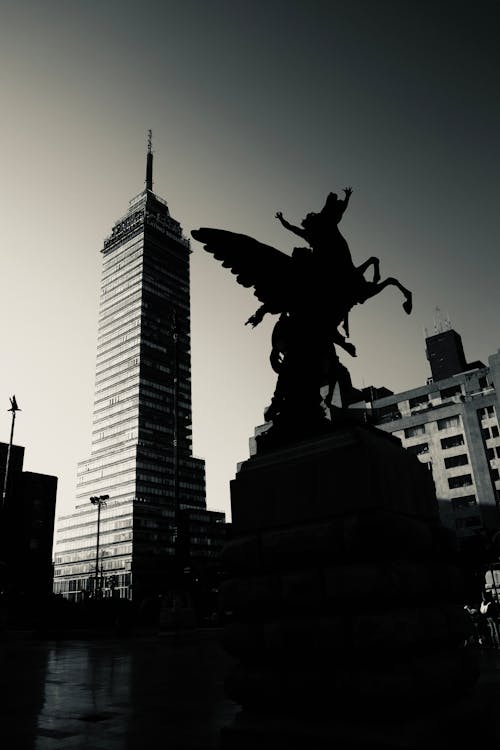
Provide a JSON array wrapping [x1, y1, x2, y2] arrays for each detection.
[[53, 137, 225, 602]]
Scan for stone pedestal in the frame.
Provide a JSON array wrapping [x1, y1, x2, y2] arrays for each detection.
[[220, 425, 479, 748]]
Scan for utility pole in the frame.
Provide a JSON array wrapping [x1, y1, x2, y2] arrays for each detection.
[[90, 495, 109, 598], [2, 396, 20, 509]]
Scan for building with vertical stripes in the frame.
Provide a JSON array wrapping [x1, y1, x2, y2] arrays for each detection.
[[53, 139, 225, 602]]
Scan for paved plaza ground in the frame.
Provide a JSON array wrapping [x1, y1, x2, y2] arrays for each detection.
[[0, 630, 238, 750], [2, 631, 500, 749]]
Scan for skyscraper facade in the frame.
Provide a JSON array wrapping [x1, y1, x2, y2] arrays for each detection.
[[53, 141, 225, 602]]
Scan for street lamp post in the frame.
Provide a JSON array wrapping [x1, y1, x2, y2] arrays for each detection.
[[90, 495, 109, 598]]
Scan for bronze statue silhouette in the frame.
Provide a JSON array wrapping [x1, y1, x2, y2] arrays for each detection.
[[249, 188, 411, 336], [191, 188, 412, 440], [264, 311, 356, 423]]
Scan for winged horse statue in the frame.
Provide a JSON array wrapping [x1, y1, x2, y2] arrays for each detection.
[[192, 189, 412, 443]]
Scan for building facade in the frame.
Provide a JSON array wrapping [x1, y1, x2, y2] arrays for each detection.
[[53, 142, 225, 602], [353, 329, 500, 541], [0, 442, 57, 599]]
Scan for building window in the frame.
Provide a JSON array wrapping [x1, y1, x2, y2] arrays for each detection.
[[451, 495, 477, 510], [479, 376, 488, 389], [409, 394, 429, 409], [437, 416, 460, 431], [404, 424, 426, 438], [376, 404, 401, 423], [487, 448, 495, 460], [492, 468, 500, 481], [492, 426, 499, 438], [444, 454, 469, 469], [448, 474, 473, 489], [440, 385, 462, 399], [479, 405, 495, 419], [406, 442, 429, 456], [441, 434, 465, 450]]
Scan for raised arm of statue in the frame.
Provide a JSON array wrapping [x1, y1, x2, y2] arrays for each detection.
[[340, 187, 353, 215], [275, 211, 307, 241]]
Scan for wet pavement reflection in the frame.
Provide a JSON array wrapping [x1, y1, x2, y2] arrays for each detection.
[[0, 632, 238, 750], [5, 635, 500, 748]]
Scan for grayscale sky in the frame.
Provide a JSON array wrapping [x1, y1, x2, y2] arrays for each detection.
[[0, 0, 498, 523]]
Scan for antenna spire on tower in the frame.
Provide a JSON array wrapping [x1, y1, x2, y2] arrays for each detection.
[[433, 306, 446, 334], [146, 129, 153, 191]]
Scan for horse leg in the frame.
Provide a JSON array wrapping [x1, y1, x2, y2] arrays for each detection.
[[386, 277, 412, 313], [333, 329, 356, 357], [325, 380, 335, 413], [361, 276, 413, 314], [342, 313, 350, 338], [357, 256, 380, 283], [323, 349, 339, 414]]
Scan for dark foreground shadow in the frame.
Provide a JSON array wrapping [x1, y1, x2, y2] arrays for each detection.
[[0, 632, 238, 750]]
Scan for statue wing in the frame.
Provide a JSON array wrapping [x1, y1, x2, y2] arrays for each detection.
[[191, 228, 297, 313]]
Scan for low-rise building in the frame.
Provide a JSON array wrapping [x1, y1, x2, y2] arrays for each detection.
[[352, 329, 500, 541], [0, 443, 57, 599], [54, 502, 226, 602]]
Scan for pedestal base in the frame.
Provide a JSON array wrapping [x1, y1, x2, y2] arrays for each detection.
[[220, 425, 479, 747]]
